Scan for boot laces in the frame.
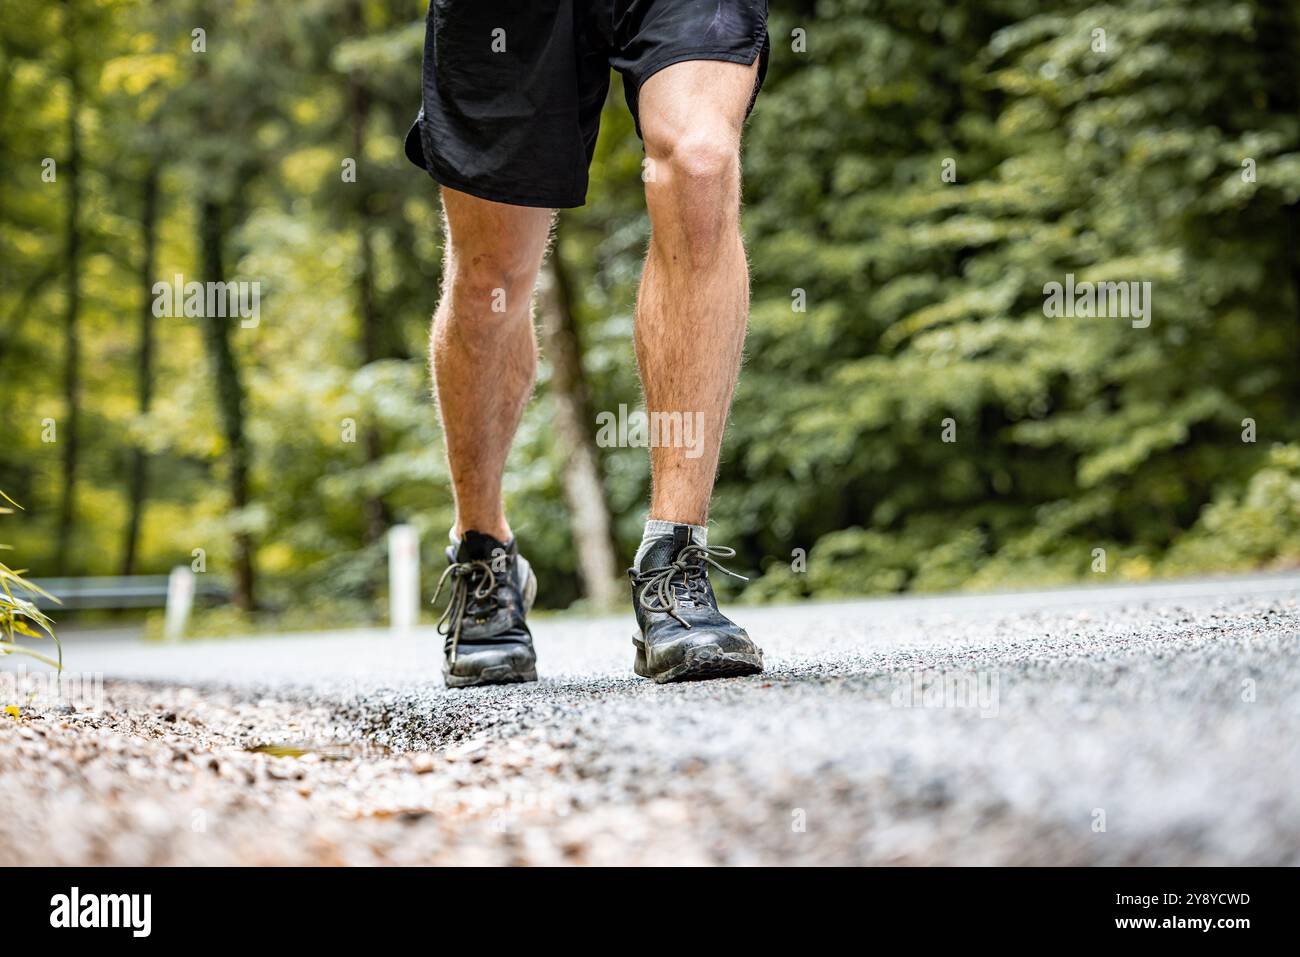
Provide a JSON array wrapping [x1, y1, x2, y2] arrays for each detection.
[[432, 559, 500, 663], [632, 543, 747, 629]]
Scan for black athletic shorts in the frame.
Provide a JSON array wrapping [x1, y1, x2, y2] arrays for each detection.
[[404, 0, 770, 208]]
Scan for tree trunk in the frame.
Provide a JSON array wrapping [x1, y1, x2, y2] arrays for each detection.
[[198, 198, 255, 611], [536, 235, 622, 608], [55, 11, 81, 576], [121, 164, 159, 576]]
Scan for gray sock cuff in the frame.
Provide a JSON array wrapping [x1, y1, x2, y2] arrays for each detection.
[[635, 519, 708, 568], [642, 519, 707, 547]]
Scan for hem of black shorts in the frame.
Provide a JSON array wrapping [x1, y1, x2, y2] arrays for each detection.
[[420, 156, 585, 209], [630, 35, 768, 98]]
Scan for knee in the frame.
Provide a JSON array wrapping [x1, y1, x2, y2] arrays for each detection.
[[660, 129, 737, 184], [644, 126, 740, 263], [444, 249, 539, 321], [649, 124, 739, 195]]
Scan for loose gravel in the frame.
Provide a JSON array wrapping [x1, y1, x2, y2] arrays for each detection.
[[3, 578, 1298, 865]]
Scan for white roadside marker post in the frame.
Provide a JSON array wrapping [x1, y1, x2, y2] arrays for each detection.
[[163, 566, 196, 642], [388, 524, 420, 634]]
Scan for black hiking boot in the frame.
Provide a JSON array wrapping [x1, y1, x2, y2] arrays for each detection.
[[433, 531, 537, 688], [629, 524, 763, 683]]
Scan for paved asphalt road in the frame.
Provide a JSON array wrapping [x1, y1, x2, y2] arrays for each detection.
[[5, 575, 1300, 864]]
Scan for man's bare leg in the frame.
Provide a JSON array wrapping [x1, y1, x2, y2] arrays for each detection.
[[627, 58, 765, 684], [429, 187, 550, 688], [635, 58, 759, 527], [431, 187, 552, 541]]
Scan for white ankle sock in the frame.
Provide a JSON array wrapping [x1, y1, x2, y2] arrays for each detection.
[[634, 519, 708, 569]]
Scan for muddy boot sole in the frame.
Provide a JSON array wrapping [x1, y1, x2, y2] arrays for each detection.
[[633, 636, 763, 684]]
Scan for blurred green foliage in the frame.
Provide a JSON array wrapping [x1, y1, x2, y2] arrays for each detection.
[[2, 0, 1299, 623], [733, 0, 1300, 597]]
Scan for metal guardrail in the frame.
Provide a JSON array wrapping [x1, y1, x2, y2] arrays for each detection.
[[28, 576, 228, 611], [21, 524, 420, 640]]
